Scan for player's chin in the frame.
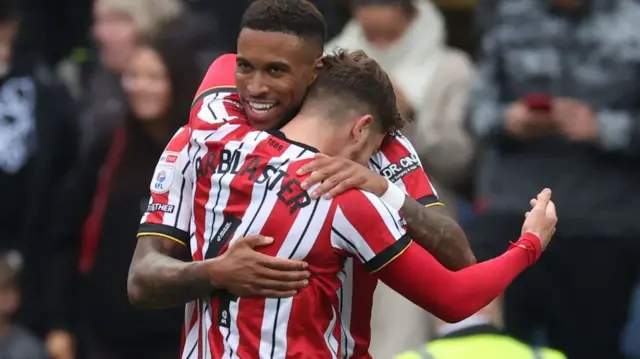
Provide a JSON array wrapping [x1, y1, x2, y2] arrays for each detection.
[[245, 104, 284, 130]]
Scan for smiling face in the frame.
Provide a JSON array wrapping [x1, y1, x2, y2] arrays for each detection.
[[122, 46, 171, 122], [235, 28, 319, 129]]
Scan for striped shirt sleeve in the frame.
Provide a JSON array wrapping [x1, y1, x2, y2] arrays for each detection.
[[330, 190, 411, 273], [138, 126, 193, 247], [189, 53, 245, 131], [369, 133, 442, 207]]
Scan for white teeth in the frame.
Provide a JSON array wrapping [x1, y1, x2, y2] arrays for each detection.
[[248, 102, 275, 113]]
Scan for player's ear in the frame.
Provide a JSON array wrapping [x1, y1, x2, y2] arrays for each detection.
[[309, 56, 324, 85], [352, 114, 374, 142]]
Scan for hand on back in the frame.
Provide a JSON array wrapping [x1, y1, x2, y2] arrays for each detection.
[[207, 235, 310, 298], [297, 153, 387, 199]]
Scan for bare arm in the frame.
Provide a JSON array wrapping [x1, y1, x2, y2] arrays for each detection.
[[127, 236, 212, 309], [127, 235, 311, 309], [401, 197, 476, 270]]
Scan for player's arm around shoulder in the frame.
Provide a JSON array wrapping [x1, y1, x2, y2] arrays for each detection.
[[129, 127, 311, 307], [383, 133, 476, 270], [296, 150, 475, 270], [400, 192, 476, 270]]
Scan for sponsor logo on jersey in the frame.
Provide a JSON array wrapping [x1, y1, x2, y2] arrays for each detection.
[[380, 154, 420, 183], [159, 151, 179, 164], [147, 202, 175, 213]]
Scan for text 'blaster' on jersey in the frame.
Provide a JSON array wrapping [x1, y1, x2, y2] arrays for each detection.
[[195, 148, 312, 215]]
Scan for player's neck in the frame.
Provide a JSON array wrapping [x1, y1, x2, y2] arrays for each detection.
[[280, 114, 341, 155]]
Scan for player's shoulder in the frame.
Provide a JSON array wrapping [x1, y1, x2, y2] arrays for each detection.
[[193, 53, 237, 103], [165, 126, 191, 150], [369, 131, 424, 179], [379, 131, 418, 156], [333, 188, 382, 210]]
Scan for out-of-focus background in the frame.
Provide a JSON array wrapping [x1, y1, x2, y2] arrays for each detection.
[[0, 0, 639, 358]]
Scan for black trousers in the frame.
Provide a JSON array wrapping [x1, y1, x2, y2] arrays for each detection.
[[464, 210, 640, 359]]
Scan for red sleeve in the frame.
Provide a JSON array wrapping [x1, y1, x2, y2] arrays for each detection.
[[371, 133, 441, 206], [193, 53, 237, 104], [189, 53, 246, 130], [375, 233, 542, 323]]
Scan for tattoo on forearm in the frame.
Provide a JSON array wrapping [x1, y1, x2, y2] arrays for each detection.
[[401, 196, 476, 270], [128, 237, 212, 309]]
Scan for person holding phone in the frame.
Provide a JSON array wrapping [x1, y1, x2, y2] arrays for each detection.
[[466, 1, 640, 359], [504, 93, 555, 139]]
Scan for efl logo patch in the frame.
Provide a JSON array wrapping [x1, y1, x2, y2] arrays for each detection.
[[150, 164, 175, 194], [380, 154, 420, 183]]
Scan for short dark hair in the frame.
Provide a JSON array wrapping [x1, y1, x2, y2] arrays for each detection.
[[305, 49, 406, 135], [241, 0, 326, 51]]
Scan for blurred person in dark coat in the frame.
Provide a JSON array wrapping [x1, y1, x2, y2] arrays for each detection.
[[43, 21, 204, 359], [0, 0, 78, 336], [466, 0, 640, 358]]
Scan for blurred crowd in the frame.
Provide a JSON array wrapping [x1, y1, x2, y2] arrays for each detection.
[[0, 0, 638, 358]]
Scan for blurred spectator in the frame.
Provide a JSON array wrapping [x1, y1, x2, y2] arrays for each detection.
[[44, 20, 205, 359], [327, 0, 475, 189], [79, 0, 185, 158], [0, 0, 78, 335], [466, 1, 640, 358], [0, 251, 50, 359], [394, 298, 566, 359]]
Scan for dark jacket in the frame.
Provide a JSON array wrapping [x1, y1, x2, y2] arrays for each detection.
[[0, 42, 78, 334], [467, 0, 640, 239], [45, 121, 183, 344]]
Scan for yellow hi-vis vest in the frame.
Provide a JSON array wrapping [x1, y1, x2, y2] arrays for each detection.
[[395, 334, 566, 359]]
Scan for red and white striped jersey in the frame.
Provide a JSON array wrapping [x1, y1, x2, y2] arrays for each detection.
[[139, 53, 442, 359], [187, 121, 410, 358]]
